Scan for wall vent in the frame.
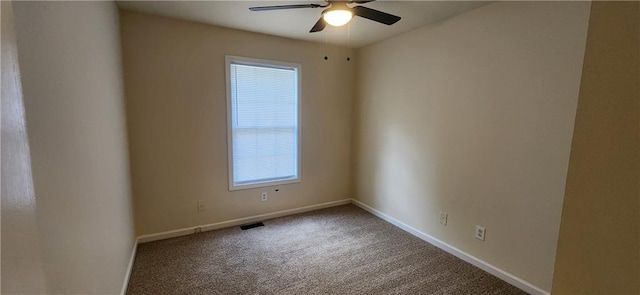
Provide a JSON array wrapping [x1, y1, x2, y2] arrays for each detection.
[[240, 222, 264, 230]]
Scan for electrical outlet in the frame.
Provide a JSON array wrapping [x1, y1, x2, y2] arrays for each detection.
[[194, 227, 202, 233], [475, 225, 486, 241], [197, 200, 205, 211], [261, 192, 268, 201], [439, 211, 448, 225]]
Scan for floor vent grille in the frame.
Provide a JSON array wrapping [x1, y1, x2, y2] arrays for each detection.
[[240, 222, 264, 230]]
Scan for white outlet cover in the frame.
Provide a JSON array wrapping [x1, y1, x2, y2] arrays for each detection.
[[439, 212, 448, 225], [475, 225, 486, 241]]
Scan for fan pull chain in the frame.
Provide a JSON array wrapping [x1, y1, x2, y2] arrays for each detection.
[[323, 29, 329, 61]]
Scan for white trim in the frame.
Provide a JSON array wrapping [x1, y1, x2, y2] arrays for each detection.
[[137, 199, 351, 244], [224, 55, 303, 191], [351, 199, 549, 295], [120, 239, 138, 295], [129, 198, 546, 295]]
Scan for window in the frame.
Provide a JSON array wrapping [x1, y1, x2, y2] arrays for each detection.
[[226, 56, 301, 190]]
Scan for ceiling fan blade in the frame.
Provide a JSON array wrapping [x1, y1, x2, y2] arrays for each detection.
[[249, 4, 323, 11], [309, 17, 326, 33], [352, 6, 401, 25]]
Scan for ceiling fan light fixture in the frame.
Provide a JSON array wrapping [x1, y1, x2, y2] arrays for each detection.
[[248, 0, 402, 34], [323, 9, 353, 27]]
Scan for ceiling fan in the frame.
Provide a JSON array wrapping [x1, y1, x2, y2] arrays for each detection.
[[249, 0, 401, 33]]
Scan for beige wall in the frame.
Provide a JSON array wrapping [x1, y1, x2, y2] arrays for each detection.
[[120, 11, 355, 235], [354, 2, 590, 292], [1, 1, 48, 293], [12, 1, 135, 293], [552, 2, 640, 294]]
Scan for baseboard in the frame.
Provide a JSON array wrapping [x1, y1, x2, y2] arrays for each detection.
[[130, 198, 547, 294], [137, 199, 352, 244], [121, 238, 138, 295], [351, 199, 549, 295]]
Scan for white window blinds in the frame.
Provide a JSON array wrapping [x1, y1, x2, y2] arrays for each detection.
[[227, 57, 301, 190]]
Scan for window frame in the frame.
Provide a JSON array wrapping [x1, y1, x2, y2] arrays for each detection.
[[225, 55, 302, 191]]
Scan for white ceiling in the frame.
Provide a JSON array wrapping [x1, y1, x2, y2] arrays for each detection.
[[116, 1, 490, 48]]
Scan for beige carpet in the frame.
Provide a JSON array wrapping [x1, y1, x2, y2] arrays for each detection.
[[127, 205, 528, 294]]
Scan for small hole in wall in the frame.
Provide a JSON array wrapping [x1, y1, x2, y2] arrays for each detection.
[[324, 56, 328, 60], [347, 57, 351, 61], [275, 188, 280, 192]]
